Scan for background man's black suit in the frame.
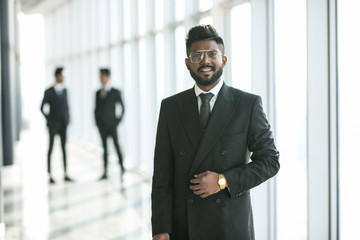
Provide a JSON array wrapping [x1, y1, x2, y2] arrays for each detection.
[[41, 86, 69, 176], [95, 88, 125, 177]]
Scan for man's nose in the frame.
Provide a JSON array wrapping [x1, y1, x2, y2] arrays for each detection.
[[200, 52, 211, 64]]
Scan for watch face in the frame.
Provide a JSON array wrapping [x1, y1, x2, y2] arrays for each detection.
[[219, 179, 226, 185]]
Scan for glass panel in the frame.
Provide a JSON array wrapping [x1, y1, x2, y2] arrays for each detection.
[[88, 0, 98, 50], [19, 14, 45, 130], [123, 0, 131, 39], [111, 46, 123, 87], [175, 0, 185, 21], [155, 33, 165, 105], [175, 26, 188, 92], [230, 3, 251, 92], [274, 0, 308, 239], [138, 38, 154, 173], [155, 0, 164, 29], [122, 42, 139, 168], [80, 0, 88, 52], [338, 1, 360, 239], [199, 0, 213, 12], [59, 6, 70, 58], [98, 0, 110, 47], [110, 0, 121, 44], [139, 39, 147, 101], [70, 0, 81, 54], [199, 16, 213, 25], [98, 50, 110, 67], [138, 0, 146, 35]]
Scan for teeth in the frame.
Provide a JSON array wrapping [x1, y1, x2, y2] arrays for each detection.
[[201, 68, 212, 72]]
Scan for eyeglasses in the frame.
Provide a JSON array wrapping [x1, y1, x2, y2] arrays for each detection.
[[188, 49, 222, 63]]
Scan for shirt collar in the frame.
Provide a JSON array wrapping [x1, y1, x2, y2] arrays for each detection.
[[103, 82, 111, 91], [54, 83, 64, 92], [194, 79, 224, 97]]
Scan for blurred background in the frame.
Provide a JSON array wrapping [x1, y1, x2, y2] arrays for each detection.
[[0, 0, 359, 239]]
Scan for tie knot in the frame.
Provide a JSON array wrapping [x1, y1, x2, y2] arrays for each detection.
[[200, 93, 214, 104]]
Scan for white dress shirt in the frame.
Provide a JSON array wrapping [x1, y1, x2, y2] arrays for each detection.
[[102, 82, 112, 92], [194, 79, 224, 113], [54, 83, 64, 94], [100, 82, 112, 98]]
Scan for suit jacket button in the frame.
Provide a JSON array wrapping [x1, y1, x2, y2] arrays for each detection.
[[180, 151, 186, 156], [221, 150, 227, 155], [188, 199, 194, 204], [216, 199, 221, 204]]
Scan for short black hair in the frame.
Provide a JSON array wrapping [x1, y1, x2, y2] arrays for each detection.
[[54, 67, 64, 77], [186, 24, 224, 55], [100, 68, 111, 76]]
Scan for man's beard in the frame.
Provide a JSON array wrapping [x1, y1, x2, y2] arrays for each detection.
[[189, 65, 223, 87]]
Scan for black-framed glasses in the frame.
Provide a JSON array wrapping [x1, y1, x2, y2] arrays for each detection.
[[188, 49, 222, 63]]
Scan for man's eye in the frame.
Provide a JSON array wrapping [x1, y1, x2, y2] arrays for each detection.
[[208, 51, 218, 57], [193, 53, 202, 58]]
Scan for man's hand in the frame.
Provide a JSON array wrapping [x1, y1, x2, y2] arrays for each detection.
[[189, 171, 221, 198], [153, 233, 170, 240]]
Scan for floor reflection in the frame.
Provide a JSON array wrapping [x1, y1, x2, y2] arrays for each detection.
[[2, 130, 152, 240]]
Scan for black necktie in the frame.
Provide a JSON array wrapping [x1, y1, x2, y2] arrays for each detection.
[[101, 89, 107, 98], [199, 93, 214, 130]]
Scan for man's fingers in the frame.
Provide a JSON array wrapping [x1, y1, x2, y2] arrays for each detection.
[[189, 184, 201, 191], [190, 178, 200, 184], [194, 171, 208, 178], [193, 189, 205, 196], [200, 193, 209, 198]]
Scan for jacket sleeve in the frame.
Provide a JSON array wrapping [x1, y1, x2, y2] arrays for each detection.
[[94, 91, 100, 126], [40, 90, 49, 120], [64, 89, 70, 125], [224, 96, 280, 198], [151, 100, 174, 236], [116, 90, 125, 122]]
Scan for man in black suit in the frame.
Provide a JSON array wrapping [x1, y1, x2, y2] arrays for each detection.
[[151, 25, 280, 240], [95, 68, 125, 180], [41, 67, 74, 184]]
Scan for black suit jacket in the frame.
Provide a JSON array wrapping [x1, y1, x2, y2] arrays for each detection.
[[151, 83, 280, 240], [40, 87, 69, 126], [95, 88, 125, 128]]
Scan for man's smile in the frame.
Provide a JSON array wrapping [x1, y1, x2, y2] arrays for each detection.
[[198, 65, 215, 74]]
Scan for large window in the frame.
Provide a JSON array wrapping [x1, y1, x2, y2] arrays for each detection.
[[274, 0, 308, 239], [109, 0, 121, 44], [155, 0, 164, 29], [338, 1, 360, 239], [175, 26, 188, 92], [175, 0, 185, 21], [123, 0, 132, 40], [21, 0, 360, 239], [97, 0, 110, 47], [230, 3, 251, 92]]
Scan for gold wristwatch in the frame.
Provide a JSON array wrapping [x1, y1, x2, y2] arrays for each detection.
[[218, 173, 226, 190]]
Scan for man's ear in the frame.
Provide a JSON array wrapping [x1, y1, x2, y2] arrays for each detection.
[[185, 58, 190, 70], [222, 56, 228, 67]]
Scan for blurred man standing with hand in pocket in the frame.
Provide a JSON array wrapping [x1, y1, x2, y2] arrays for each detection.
[[95, 68, 125, 180]]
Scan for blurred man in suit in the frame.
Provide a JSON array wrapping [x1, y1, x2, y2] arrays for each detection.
[[41, 67, 74, 184], [95, 68, 125, 180], [151, 25, 280, 240]]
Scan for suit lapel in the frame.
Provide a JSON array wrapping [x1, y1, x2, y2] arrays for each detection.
[[178, 89, 203, 150], [190, 84, 236, 172]]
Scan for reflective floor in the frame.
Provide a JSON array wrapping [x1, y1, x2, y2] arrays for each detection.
[[2, 129, 152, 240]]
